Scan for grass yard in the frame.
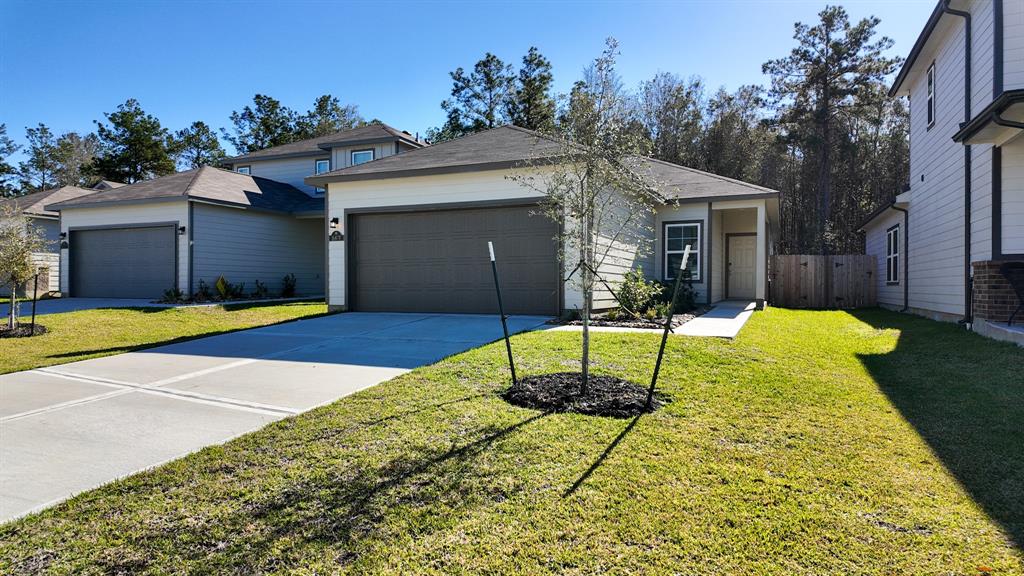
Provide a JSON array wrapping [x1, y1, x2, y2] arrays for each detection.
[[0, 301, 328, 374], [1, 308, 1022, 574]]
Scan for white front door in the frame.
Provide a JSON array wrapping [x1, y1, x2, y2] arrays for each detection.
[[727, 235, 757, 299]]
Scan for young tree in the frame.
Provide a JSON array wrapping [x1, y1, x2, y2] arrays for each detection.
[[0, 204, 51, 329], [433, 53, 514, 141], [512, 39, 662, 393], [172, 121, 226, 170], [0, 125, 20, 197], [91, 99, 176, 184], [763, 5, 899, 254], [507, 47, 556, 132], [222, 94, 299, 154], [53, 132, 99, 187], [17, 124, 59, 193], [295, 94, 364, 139]]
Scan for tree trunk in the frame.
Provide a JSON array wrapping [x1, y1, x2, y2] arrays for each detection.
[[580, 212, 591, 397], [8, 287, 17, 330]]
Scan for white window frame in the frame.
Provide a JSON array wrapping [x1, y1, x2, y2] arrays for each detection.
[[926, 62, 935, 129], [351, 149, 374, 165], [314, 159, 330, 194], [663, 221, 702, 282], [236, 165, 251, 175], [886, 224, 900, 285]]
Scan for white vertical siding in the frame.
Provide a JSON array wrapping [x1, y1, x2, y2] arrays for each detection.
[[1005, 0, 1024, 90], [191, 203, 324, 296], [58, 201, 190, 294], [864, 210, 906, 309], [1002, 137, 1024, 253]]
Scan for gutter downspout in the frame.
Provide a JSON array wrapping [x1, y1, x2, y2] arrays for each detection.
[[891, 205, 910, 312], [943, 0, 973, 327]]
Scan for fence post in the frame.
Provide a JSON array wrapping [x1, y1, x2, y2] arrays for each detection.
[[488, 242, 517, 385], [646, 245, 690, 409]]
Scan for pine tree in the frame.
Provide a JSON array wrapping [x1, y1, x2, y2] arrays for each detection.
[[295, 95, 364, 139], [432, 53, 514, 141], [172, 121, 226, 170], [0, 125, 21, 197], [91, 99, 176, 184], [17, 124, 58, 193], [507, 47, 555, 132], [222, 94, 299, 154], [53, 132, 99, 187]]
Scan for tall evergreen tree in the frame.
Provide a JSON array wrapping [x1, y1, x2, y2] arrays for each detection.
[[222, 94, 299, 154], [172, 121, 226, 170], [53, 132, 99, 187], [0, 125, 21, 197], [506, 47, 556, 132], [638, 72, 705, 167], [91, 99, 176, 184], [431, 53, 514, 142], [17, 124, 58, 193], [295, 95, 364, 139], [762, 5, 900, 254]]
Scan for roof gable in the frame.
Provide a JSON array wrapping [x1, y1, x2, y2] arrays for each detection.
[[225, 123, 424, 163]]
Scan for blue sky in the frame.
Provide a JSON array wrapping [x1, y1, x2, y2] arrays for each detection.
[[1, 0, 932, 160]]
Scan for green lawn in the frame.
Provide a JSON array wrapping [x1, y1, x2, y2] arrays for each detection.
[[0, 301, 329, 374], [1, 308, 1022, 574]]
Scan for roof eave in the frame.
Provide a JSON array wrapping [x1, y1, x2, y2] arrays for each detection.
[[46, 195, 188, 211], [305, 158, 561, 187], [889, 0, 947, 97], [952, 89, 1024, 142]]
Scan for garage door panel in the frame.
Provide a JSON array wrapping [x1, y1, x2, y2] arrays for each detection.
[[352, 206, 558, 315], [71, 226, 176, 298]]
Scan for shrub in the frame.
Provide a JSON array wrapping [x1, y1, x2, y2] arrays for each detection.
[[281, 273, 297, 298], [214, 276, 246, 300], [194, 279, 212, 303], [605, 308, 621, 321], [159, 287, 184, 303], [615, 268, 663, 318], [653, 270, 696, 313], [251, 280, 269, 299]]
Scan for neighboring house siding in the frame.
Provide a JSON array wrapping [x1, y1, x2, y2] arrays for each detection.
[[32, 217, 61, 250], [243, 157, 326, 196], [1006, 0, 1024, 90], [326, 168, 584, 310], [904, 15, 969, 317], [1003, 137, 1024, 254], [329, 142, 400, 171], [58, 201, 190, 294], [191, 202, 324, 296], [864, 210, 905, 309]]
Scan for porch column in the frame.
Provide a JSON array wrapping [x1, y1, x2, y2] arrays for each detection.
[[756, 203, 767, 303]]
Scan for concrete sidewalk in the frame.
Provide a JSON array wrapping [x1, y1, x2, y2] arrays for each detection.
[[0, 312, 549, 522], [674, 301, 756, 338]]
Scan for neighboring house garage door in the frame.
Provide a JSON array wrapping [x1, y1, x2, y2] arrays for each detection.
[[70, 226, 176, 298], [351, 205, 559, 315]]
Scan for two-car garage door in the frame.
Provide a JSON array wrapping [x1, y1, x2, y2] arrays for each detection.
[[70, 226, 176, 298], [350, 206, 559, 315]]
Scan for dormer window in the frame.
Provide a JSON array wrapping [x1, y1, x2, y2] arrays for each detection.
[[236, 165, 251, 175], [926, 62, 935, 128], [351, 149, 374, 165]]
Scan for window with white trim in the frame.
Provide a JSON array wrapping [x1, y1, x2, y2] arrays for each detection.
[[351, 149, 374, 165], [886, 224, 900, 284], [314, 159, 330, 194], [926, 63, 935, 128], [236, 165, 251, 175], [664, 222, 701, 281]]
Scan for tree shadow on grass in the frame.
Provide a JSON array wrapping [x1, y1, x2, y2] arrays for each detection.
[[563, 413, 642, 497], [87, 410, 551, 574], [852, 309, 1024, 550]]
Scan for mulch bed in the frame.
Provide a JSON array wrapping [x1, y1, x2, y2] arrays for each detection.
[[0, 324, 48, 338], [549, 305, 711, 330], [503, 372, 666, 418]]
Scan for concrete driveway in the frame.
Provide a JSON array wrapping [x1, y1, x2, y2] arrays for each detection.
[[0, 312, 549, 522]]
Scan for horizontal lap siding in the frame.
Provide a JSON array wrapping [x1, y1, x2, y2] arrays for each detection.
[[1003, 139, 1024, 254], [654, 203, 709, 304], [192, 203, 323, 296], [246, 157, 324, 196], [1006, 0, 1024, 90], [864, 211, 904, 308], [591, 203, 654, 310]]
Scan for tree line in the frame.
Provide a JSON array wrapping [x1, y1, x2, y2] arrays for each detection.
[[0, 5, 908, 255], [0, 94, 368, 194], [428, 6, 908, 255]]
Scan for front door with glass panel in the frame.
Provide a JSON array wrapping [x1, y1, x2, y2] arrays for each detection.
[[727, 234, 756, 299]]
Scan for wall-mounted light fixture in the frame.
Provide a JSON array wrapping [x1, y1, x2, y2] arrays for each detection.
[[59, 232, 67, 240], [178, 226, 187, 236], [330, 217, 340, 229]]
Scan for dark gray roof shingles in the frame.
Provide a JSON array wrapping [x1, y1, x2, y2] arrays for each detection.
[[0, 185, 108, 218], [225, 123, 424, 163]]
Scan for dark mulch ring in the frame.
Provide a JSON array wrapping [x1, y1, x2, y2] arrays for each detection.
[[503, 372, 667, 418], [0, 324, 48, 338], [549, 305, 711, 330]]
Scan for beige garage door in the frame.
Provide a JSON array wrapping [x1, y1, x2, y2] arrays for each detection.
[[351, 206, 559, 315]]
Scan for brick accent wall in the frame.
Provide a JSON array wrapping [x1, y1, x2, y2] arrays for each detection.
[[972, 260, 1024, 323]]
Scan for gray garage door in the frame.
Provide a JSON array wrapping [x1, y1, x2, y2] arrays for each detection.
[[70, 226, 176, 298], [351, 206, 559, 315]]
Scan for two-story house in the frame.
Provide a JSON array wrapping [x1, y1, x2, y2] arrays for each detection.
[[45, 124, 424, 299], [861, 0, 1024, 343]]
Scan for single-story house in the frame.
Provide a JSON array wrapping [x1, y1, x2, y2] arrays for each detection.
[[306, 125, 780, 315], [0, 180, 123, 294]]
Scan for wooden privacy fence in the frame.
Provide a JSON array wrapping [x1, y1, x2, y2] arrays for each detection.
[[770, 255, 877, 309]]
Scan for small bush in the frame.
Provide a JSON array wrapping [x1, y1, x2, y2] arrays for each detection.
[[615, 268, 663, 318], [281, 273, 297, 298], [605, 308, 621, 321], [194, 279, 212, 303], [653, 270, 696, 313], [159, 287, 184, 304], [251, 280, 269, 299]]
